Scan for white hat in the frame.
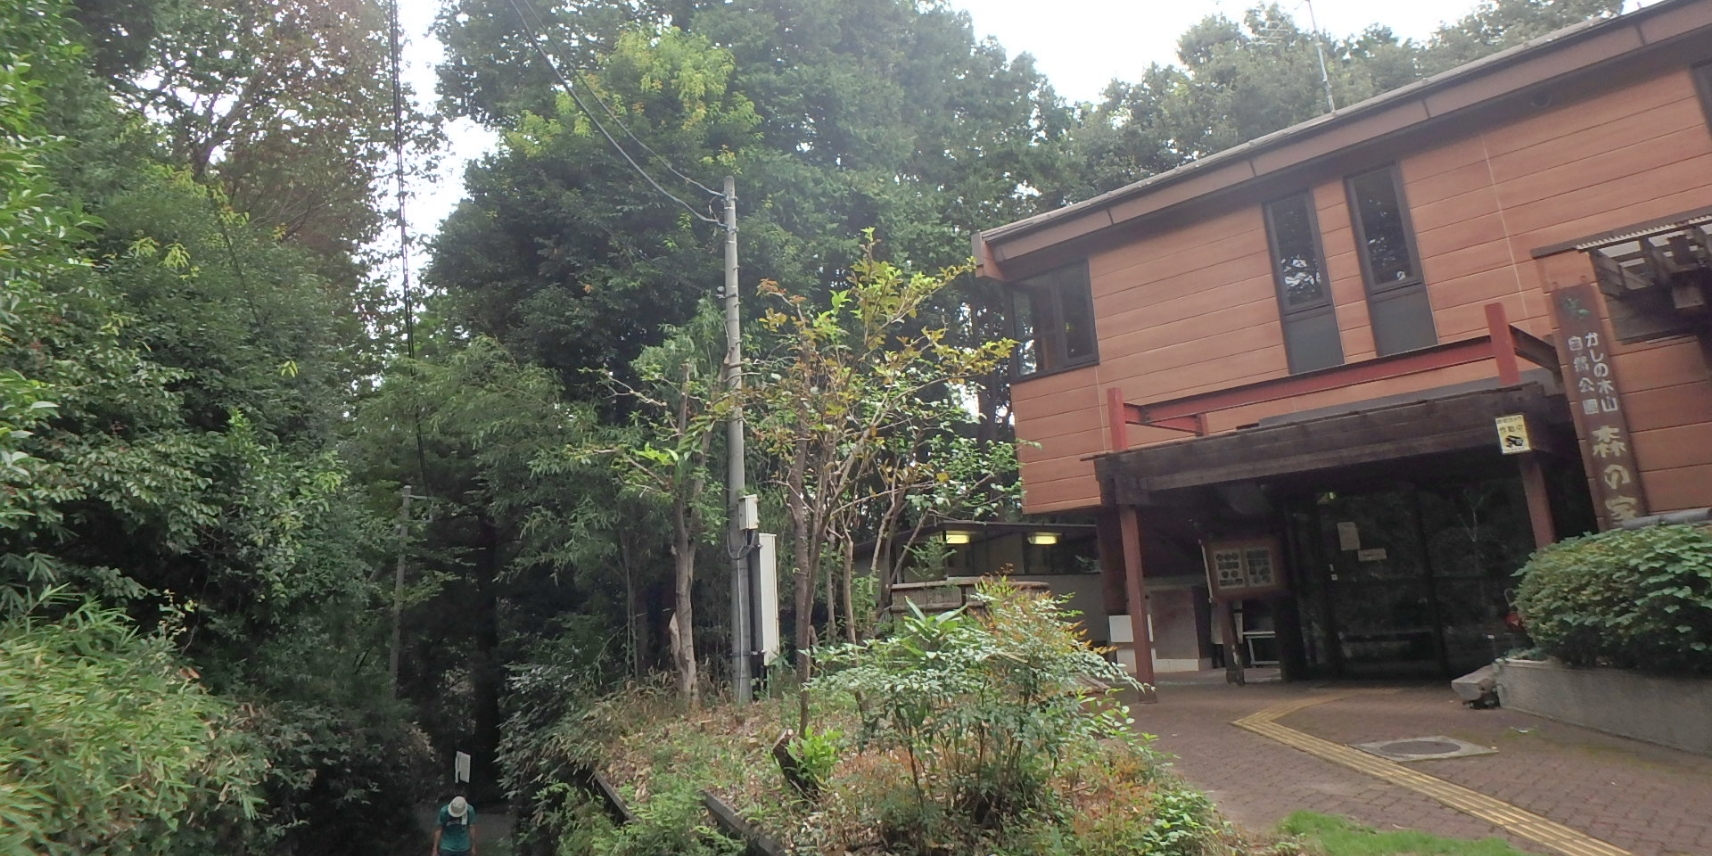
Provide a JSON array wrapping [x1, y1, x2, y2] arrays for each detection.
[[448, 796, 468, 818]]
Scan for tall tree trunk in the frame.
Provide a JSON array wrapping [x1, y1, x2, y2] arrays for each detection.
[[622, 539, 642, 679], [840, 534, 857, 642], [471, 516, 504, 801], [789, 439, 814, 731], [670, 498, 699, 706]]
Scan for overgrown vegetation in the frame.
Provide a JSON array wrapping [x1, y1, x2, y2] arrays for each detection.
[[0, 594, 264, 855], [512, 586, 1257, 856], [1514, 523, 1712, 673]]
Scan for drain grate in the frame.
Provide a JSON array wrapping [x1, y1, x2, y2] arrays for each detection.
[[1353, 735, 1497, 762]]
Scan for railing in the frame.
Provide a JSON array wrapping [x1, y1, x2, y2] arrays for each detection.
[[1106, 302, 1559, 449]]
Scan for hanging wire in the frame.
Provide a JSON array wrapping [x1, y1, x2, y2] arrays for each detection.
[[501, 0, 723, 225]]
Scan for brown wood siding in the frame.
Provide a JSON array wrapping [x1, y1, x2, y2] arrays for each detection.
[[1013, 66, 1712, 516]]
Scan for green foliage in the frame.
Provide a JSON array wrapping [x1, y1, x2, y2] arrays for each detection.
[[1278, 811, 1531, 855], [750, 241, 1019, 656], [785, 726, 842, 794], [0, 594, 265, 856], [1514, 523, 1712, 673], [1070, 0, 1624, 196], [812, 583, 1144, 844]]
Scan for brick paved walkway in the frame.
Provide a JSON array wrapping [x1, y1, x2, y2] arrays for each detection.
[[1131, 680, 1712, 856]]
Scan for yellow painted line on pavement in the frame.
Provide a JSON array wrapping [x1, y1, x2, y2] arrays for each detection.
[[1233, 693, 1630, 856]]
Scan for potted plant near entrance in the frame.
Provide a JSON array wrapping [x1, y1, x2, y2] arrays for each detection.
[[1497, 522, 1712, 754]]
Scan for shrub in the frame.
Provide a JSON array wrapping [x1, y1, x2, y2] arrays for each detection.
[[810, 582, 1145, 846], [0, 595, 266, 856], [1514, 523, 1712, 673]]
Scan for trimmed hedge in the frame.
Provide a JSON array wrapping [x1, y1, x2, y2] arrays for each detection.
[[1514, 523, 1712, 674]]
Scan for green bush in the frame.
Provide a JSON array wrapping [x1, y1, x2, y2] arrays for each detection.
[[811, 582, 1145, 844], [0, 595, 265, 855], [1514, 523, 1712, 673]]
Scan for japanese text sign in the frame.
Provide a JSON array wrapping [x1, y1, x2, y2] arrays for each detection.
[[1551, 283, 1647, 529]]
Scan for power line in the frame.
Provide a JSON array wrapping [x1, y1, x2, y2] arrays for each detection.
[[501, 0, 722, 226], [509, 2, 722, 199]]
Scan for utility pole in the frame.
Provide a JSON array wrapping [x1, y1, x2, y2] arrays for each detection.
[[724, 175, 752, 703], [390, 484, 413, 696], [1305, 0, 1337, 114]]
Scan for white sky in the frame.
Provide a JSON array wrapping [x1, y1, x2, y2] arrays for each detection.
[[393, 1, 1651, 259]]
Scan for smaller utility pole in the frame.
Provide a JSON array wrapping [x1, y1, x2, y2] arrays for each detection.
[[390, 484, 413, 696], [724, 175, 752, 703]]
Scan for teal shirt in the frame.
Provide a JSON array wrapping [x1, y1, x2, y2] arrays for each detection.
[[437, 804, 475, 853]]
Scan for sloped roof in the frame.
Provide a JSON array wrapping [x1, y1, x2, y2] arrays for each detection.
[[976, 0, 1712, 279]]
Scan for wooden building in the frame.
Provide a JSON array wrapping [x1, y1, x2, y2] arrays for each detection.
[[973, 0, 1712, 682]]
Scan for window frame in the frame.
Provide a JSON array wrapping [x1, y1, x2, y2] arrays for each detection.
[[1345, 163, 1438, 355], [1010, 260, 1099, 380], [1345, 163, 1426, 297], [1262, 190, 1345, 374]]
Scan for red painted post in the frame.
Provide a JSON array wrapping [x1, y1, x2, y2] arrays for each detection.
[[1518, 453, 1558, 549], [1485, 302, 1521, 386], [1106, 386, 1130, 453], [1117, 505, 1156, 689]]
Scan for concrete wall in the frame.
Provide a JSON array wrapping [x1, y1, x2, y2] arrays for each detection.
[[1012, 573, 1106, 641], [1495, 658, 1712, 755]]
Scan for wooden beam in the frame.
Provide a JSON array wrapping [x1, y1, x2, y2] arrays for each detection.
[[1486, 303, 1521, 385], [1143, 335, 1497, 423], [1512, 328, 1559, 373], [1117, 505, 1156, 689], [1517, 453, 1557, 550], [1672, 278, 1709, 314], [1591, 251, 1653, 298]]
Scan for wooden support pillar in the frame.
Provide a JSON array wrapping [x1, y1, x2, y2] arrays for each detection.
[[1117, 505, 1156, 689], [1217, 600, 1245, 686], [1518, 452, 1557, 550]]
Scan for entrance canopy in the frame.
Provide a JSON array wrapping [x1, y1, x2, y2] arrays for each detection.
[[1096, 380, 1573, 506]]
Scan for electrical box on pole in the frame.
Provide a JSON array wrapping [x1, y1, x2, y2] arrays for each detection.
[[754, 532, 780, 667]]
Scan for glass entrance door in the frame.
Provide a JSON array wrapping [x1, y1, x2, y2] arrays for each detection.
[[1316, 490, 1445, 677]]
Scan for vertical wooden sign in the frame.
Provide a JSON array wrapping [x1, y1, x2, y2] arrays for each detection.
[[1550, 283, 1648, 529]]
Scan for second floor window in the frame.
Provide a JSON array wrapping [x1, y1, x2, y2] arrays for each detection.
[[1264, 192, 1344, 373], [1012, 261, 1098, 377], [1347, 164, 1437, 355]]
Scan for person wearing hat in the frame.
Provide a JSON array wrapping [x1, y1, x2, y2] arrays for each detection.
[[432, 794, 476, 856]]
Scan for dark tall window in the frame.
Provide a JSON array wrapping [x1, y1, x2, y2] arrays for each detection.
[[1012, 261, 1098, 377], [1347, 165, 1437, 355], [1264, 192, 1344, 373]]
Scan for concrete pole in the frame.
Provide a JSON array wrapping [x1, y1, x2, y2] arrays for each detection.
[[724, 176, 752, 703], [390, 484, 412, 696]]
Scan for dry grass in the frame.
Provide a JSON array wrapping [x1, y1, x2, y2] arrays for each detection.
[[586, 684, 1291, 855]]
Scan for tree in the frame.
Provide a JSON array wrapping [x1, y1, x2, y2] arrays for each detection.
[[1420, 0, 1625, 76], [747, 241, 1012, 705], [428, 25, 757, 400], [76, 0, 440, 269], [1071, 1, 1626, 197], [555, 305, 730, 703]]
